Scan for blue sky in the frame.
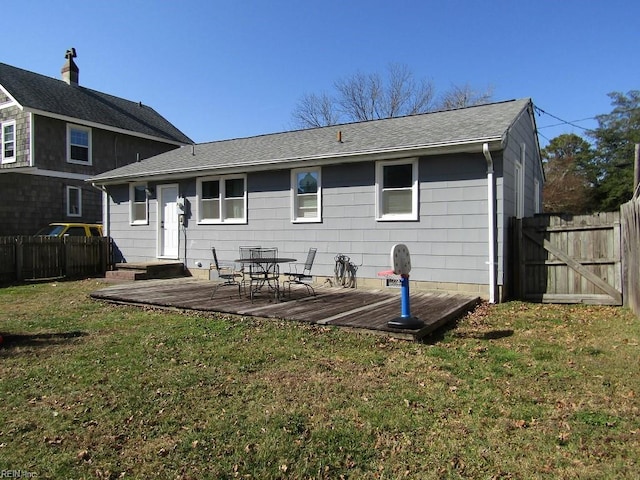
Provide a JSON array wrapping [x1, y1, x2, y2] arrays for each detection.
[[3, 0, 639, 146]]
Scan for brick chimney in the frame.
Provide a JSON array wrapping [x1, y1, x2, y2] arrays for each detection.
[[61, 48, 79, 86]]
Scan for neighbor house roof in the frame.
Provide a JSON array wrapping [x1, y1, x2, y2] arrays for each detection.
[[0, 62, 193, 145], [91, 98, 534, 184]]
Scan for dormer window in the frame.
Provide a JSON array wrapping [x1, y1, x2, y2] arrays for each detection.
[[67, 124, 92, 165]]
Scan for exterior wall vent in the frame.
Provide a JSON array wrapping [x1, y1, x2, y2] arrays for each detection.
[[385, 278, 402, 288]]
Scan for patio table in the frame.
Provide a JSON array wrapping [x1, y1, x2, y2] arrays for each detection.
[[234, 257, 297, 301]]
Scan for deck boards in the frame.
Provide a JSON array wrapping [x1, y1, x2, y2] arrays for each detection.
[[90, 278, 480, 341]]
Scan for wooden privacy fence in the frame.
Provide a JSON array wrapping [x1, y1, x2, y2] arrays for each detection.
[[510, 212, 623, 305], [0, 236, 112, 283], [621, 197, 640, 316]]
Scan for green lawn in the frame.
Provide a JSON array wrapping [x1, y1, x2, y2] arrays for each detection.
[[1, 280, 638, 479]]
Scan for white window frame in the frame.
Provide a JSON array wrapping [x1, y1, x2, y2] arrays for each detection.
[[291, 167, 322, 223], [130, 183, 149, 225], [375, 158, 419, 221], [67, 124, 92, 165], [66, 186, 82, 217], [197, 174, 247, 224], [1, 120, 16, 164]]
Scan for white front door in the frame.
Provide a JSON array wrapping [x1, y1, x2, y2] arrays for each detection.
[[158, 184, 179, 258]]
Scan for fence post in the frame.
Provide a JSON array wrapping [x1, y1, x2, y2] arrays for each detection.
[[634, 143, 639, 199], [15, 236, 24, 282]]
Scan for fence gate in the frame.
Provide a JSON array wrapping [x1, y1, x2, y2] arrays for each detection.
[[511, 212, 622, 305]]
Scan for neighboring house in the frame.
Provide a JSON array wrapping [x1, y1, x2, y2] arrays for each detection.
[[90, 98, 543, 302], [0, 49, 192, 235]]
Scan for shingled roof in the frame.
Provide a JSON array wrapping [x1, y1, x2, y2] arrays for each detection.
[[91, 98, 533, 184], [0, 62, 192, 145]]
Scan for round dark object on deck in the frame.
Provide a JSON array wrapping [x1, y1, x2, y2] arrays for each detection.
[[387, 316, 424, 330]]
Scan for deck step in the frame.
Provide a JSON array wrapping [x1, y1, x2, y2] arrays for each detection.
[[105, 269, 147, 281], [107, 262, 186, 281]]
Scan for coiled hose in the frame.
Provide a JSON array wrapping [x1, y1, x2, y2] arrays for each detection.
[[334, 254, 358, 288]]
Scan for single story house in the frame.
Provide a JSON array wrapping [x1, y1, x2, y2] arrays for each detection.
[[90, 98, 543, 302]]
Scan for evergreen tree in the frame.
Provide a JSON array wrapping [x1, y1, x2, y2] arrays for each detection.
[[587, 91, 640, 211], [541, 134, 594, 213]]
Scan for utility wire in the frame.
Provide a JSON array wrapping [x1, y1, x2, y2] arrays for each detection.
[[534, 105, 595, 131]]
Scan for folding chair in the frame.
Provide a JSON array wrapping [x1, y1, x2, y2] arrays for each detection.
[[283, 247, 317, 297], [210, 247, 242, 299]]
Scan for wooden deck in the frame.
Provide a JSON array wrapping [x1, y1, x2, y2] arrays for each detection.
[[90, 278, 480, 341]]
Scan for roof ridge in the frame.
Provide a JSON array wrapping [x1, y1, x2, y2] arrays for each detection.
[[195, 98, 530, 146]]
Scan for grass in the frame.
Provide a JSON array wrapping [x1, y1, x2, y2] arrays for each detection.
[[0, 279, 638, 479]]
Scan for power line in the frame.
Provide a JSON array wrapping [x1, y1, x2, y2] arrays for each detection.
[[534, 105, 595, 131], [537, 130, 551, 144]]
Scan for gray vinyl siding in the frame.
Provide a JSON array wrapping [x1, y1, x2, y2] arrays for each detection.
[[497, 107, 542, 293], [106, 152, 497, 286]]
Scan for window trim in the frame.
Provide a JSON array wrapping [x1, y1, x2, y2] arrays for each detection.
[[196, 174, 247, 224], [66, 186, 82, 217], [67, 124, 92, 165], [130, 183, 149, 225], [291, 167, 322, 223], [1, 120, 16, 164], [375, 158, 419, 221]]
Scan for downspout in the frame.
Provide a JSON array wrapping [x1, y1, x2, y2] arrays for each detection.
[[91, 182, 111, 269], [483, 143, 497, 304], [91, 183, 110, 238]]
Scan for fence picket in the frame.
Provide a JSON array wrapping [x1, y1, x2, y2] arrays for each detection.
[[0, 236, 112, 283]]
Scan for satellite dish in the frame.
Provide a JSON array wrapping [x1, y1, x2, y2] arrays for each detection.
[[391, 244, 411, 276]]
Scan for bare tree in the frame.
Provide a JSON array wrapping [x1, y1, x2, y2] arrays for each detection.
[[291, 64, 493, 129], [335, 71, 380, 122], [291, 92, 340, 129], [332, 64, 437, 122], [438, 83, 494, 110]]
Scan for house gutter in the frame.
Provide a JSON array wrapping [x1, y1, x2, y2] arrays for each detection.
[[483, 143, 496, 304], [90, 137, 505, 186]]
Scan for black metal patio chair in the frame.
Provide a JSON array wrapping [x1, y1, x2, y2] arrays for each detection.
[[248, 247, 280, 302], [283, 247, 317, 297], [210, 247, 242, 299], [238, 245, 261, 294]]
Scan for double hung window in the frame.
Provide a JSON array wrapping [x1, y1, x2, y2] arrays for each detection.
[[197, 175, 246, 223], [291, 167, 321, 222], [1, 121, 16, 163], [376, 158, 418, 221], [67, 124, 92, 164], [130, 184, 148, 224]]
